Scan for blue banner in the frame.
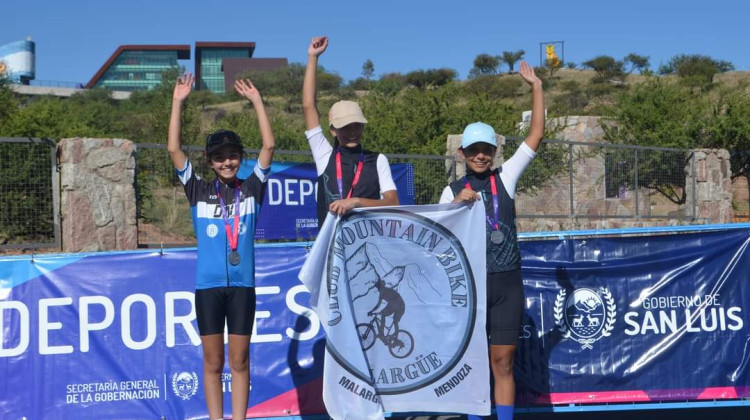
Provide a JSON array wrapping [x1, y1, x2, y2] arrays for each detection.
[[2, 226, 750, 419], [0, 246, 325, 419], [240, 161, 415, 240], [515, 228, 750, 404]]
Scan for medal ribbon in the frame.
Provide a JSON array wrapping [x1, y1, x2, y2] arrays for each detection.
[[336, 149, 364, 199], [216, 179, 240, 251], [464, 173, 500, 231]]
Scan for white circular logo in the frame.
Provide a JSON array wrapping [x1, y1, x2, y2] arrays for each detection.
[[327, 209, 476, 394], [239, 221, 247, 236], [206, 224, 219, 238], [171, 371, 199, 400], [554, 287, 616, 349]]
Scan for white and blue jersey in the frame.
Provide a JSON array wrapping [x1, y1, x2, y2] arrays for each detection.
[[177, 159, 269, 289]]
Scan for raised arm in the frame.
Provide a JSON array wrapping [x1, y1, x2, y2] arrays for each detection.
[[302, 36, 329, 130], [235, 79, 275, 169], [519, 62, 545, 152], [168, 73, 194, 170]]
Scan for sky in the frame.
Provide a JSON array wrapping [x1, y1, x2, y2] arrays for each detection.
[[1, 0, 748, 85]]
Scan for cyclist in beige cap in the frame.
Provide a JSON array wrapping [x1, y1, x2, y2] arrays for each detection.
[[303, 36, 399, 228]]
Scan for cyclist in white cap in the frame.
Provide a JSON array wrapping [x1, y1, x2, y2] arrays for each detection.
[[440, 62, 544, 420], [302, 36, 399, 228]]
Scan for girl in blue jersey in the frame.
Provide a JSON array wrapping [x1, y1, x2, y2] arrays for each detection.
[[440, 62, 544, 420], [168, 73, 275, 420]]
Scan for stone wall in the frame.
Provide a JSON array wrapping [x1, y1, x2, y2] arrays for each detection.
[[445, 116, 735, 232], [693, 149, 734, 223], [58, 138, 137, 252], [733, 176, 750, 219]]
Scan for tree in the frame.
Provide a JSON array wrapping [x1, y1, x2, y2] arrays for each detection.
[[362, 59, 375, 80], [551, 80, 588, 114], [582, 55, 626, 84], [468, 54, 501, 78], [358, 83, 522, 202], [239, 63, 341, 111], [373, 72, 408, 95], [659, 54, 734, 92], [501, 50, 525, 73], [0, 72, 19, 131], [348, 77, 369, 90], [606, 79, 712, 204], [711, 88, 750, 213], [624, 53, 650, 74], [317, 67, 344, 92], [463, 75, 522, 99], [659, 54, 734, 75], [544, 45, 563, 79], [405, 68, 457, 90]]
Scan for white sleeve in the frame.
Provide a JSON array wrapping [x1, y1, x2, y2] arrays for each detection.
[[376, 154, 397, 193], [499, 142, 537, 199], [254, 161, 270, 183], [305, 126, 333, 176], [439, 186, 455, 204]]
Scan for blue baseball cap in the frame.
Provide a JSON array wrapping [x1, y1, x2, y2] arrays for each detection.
[[461, 122, 497, 149]]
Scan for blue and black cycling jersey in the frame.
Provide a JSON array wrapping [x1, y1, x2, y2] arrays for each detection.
[[177, 159, 269, 289]]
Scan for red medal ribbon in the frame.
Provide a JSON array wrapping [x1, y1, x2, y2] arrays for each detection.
[[215, 179, 241, 251], [336, 149, 364, 199]]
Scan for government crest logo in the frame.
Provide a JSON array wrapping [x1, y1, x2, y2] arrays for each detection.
[[172, 372, 199, 400], [326, 209, 477, 394], [554, 287, 616, 349]]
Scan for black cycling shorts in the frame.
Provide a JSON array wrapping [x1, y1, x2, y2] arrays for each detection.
[[486, 269, 525, 345], [195, 287, 256, 336]]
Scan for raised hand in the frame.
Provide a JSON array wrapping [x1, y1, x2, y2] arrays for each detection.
[[173, 73, 194, 102], [234, 79, 262, 104], [308, 36, 329, 57], [518, 62, 542, 86]]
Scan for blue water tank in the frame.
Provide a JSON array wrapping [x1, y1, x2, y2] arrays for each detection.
[[0, 37, 36, 84]]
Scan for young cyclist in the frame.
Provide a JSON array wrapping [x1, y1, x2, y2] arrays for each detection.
[[168, 73, 275, 420], [302, 36, 398, 228], [439, 62, 544, 420]]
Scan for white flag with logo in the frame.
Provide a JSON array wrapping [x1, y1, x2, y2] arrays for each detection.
[[299, 204, 490, 419]]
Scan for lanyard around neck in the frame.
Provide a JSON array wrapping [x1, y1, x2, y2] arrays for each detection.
[[215, 179, 241, 251], [336, 149, 364, 199], [464, 173, 499, 231]]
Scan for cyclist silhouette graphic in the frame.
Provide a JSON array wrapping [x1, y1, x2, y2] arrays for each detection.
[[368, 278, 405, 342], [358, 276, 414, 359]]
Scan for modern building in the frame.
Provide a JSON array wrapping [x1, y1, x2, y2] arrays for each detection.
[[194, 42, 255, 94], [0, 38, 36, 84], [86, 45, 190, 91], [86, 42, 286, 94]]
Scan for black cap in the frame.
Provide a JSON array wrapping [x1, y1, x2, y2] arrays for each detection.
[[205, 130, 243, 155]]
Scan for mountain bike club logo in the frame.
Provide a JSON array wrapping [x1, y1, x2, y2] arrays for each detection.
[[554, 287, 617, 349], [326, 209, 477, 395]]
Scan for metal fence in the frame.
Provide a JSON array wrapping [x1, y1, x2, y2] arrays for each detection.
[[505, 137, 696, 220], [0, 137, 709, 249], [0, 138, 60, 250], [134, 145, 456, 246]]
